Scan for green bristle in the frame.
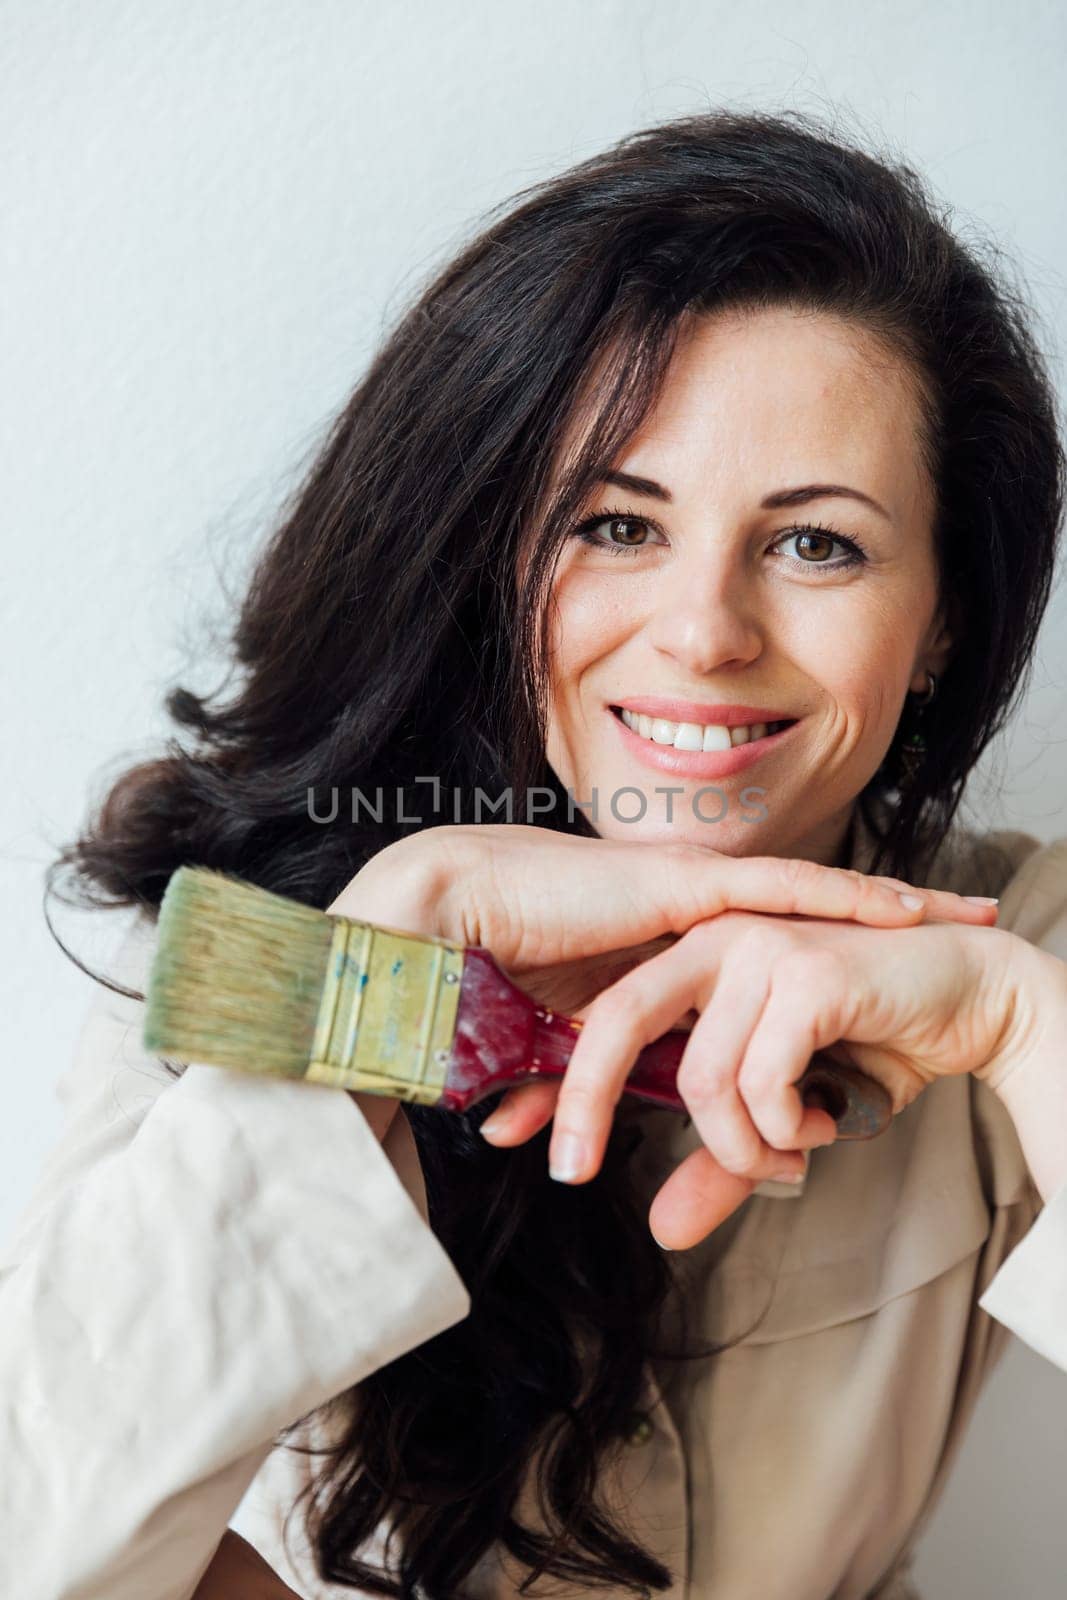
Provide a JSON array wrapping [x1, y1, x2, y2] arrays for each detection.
[[144, 867, 335, 1077]]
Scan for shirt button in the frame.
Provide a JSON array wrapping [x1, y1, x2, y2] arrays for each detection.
[[622, 1410, 654, 1447]]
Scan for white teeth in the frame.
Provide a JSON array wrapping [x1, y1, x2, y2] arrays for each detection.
[[701, 724, 732, 752], [674, 722, 705, 751], [617, 708, 787, 750]]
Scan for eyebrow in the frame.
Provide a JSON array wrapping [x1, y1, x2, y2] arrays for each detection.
[[596, 468, 891, 521]]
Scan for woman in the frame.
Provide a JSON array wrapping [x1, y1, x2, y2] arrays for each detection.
[[4, 107, 1065, 1600]]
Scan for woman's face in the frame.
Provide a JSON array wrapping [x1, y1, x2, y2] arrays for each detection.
[[539, 305, 953, 865]]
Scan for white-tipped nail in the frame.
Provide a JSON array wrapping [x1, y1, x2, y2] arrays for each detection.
[[651, 1232, 674, 1251], [549, 1132, 586, 1183]]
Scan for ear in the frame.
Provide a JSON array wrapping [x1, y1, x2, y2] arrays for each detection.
[[912, 594, 960, 691]]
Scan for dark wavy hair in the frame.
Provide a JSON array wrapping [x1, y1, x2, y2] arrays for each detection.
[[47, 108, 1064, 1597]]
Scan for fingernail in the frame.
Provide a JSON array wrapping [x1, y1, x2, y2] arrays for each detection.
[[479, 1113, 508, 1139], [963, 896, 999, 905], [651, 1231, 675, 1251], [549, 1132, 587, 1183], [770, 1168, 806, 1184], [898, 893, 924, 910]]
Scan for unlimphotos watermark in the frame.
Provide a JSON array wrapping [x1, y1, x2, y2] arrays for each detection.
[[306, 777, 769, 826]]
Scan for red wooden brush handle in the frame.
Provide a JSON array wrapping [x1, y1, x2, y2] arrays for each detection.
[[438, 946, 892, 1141]]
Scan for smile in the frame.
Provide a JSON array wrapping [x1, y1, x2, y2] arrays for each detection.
[[608, 705, 799, 779], [616, 708, 793, 751]]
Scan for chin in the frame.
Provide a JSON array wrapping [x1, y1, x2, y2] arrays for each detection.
[[592, 815, 760, 854]]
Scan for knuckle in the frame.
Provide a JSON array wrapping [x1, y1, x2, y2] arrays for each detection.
[[771, 933, 835, 979], [716, 1140, 762, 1177], [736, 1055, 776, 1096], [729, 920, 788, 975], [555, 1078, 608, 1118], [663, 842, 718, 917], [677, 1057, 734, 1105], [836, 864, 879, 903], [736, 1075, 800, 1144], [742, 1088, 802, 1147], [734, 919, 775, 956], [793, 943, 848, 988], [588, 981, 647, 1032], [777, 854, 820, 893]]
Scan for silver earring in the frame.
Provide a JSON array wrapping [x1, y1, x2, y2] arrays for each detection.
[[916, 669, 937, 705]]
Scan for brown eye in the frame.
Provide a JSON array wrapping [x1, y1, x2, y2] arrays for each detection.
[[571, 508, 668, 558], [771, 523, 866, 573], [606, 518, 648, 546], [795, 530, 836, 562]]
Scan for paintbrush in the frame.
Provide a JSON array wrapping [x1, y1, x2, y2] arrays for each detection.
[[142, 865, 892, 1139]]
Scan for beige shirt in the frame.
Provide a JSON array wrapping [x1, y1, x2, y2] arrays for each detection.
[[3, 814, 1066, 1599]]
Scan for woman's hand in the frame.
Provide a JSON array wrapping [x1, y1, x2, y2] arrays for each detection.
[[351, 825, 1004, 972], [339, 824, 997, 980], [332, 823, 998, 1158], [529, 911, 1024, 1250]]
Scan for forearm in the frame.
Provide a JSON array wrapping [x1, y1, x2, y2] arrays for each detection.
[[985, 942, 1067, 1202]]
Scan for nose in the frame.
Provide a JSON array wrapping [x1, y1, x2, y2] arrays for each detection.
[[646, 556, 764, 676]]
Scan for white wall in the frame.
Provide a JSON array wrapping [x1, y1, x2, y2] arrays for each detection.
[[2, 2, 1064, 1593]]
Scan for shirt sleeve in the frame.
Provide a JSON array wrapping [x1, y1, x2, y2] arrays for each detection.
[[0, 912, 471, 1600], [979, 1179, 1067, 1371], [973, 835, 1067, 1372]]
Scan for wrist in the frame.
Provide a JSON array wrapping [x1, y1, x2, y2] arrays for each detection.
[[977, 935, 1067, 1097], [979, 937, 1067, 1202], [327, 837, 444, 937]]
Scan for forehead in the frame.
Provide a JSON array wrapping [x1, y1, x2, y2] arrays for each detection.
[[571, 305, 929, 523]]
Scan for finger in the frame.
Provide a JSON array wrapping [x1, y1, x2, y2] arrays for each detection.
[[544, 918, 822, 1185], [455, 831, 992, 980], [868, 875, 999, 925], [672, 947, 772, 1176], [736, 951, 852, 1150], [647, 1146, 758, 1251], [680, 852, 996, 930], [546, 937, 727, 1185], [676, 937, 837, 1171], [479, 1080, 559, 1144]]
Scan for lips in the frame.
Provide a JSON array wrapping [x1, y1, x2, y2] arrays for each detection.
[[608, 704, 800, 779], [609, 696, 798, 726]]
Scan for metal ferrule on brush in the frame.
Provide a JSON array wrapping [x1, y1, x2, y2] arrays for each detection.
[[305, 915, 465, 1103]]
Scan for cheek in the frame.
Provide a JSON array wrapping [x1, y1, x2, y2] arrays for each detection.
[[544, 577, 639, 778], [548, 571, 637, 683], [799, 592, 919, 704]]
